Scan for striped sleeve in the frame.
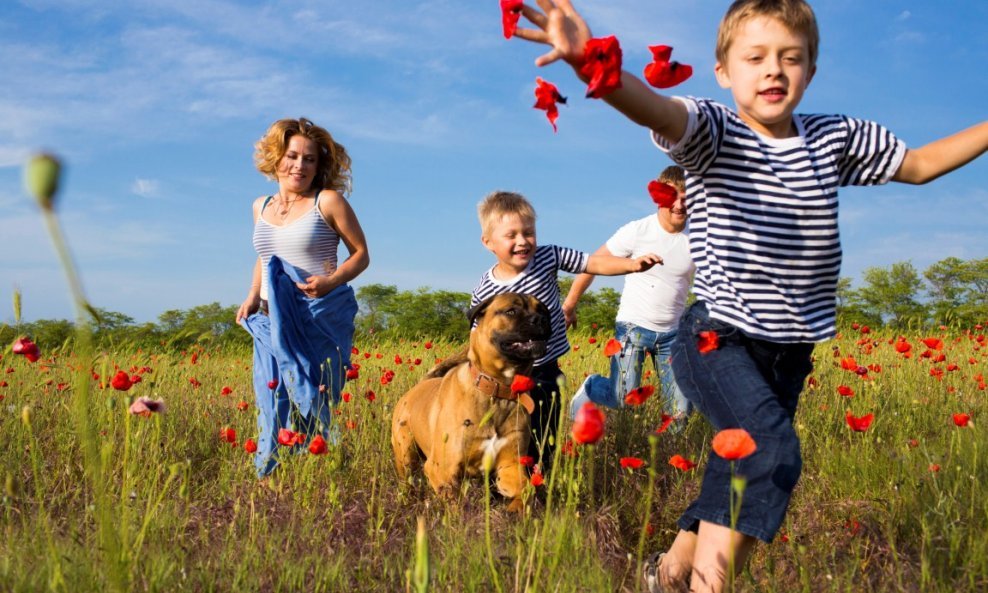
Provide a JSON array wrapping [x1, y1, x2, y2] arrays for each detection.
[[837, 117, 907, 186]]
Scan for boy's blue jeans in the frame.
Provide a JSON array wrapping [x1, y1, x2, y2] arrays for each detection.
[[569, 321, 691, 418], [671, 302, 813, 542]]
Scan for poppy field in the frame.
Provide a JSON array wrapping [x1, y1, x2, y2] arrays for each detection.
[[1, 322, 986, 592]]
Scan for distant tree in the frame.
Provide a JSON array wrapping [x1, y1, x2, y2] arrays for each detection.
[[925, 257, 988, 327], [855, 262, 927, 329], [375, 288, 471, 339], [835, 277, 883, 329], [355, 284, 399, 334]]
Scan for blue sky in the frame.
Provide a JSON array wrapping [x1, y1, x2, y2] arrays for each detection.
[[2, 0, 986, 323]]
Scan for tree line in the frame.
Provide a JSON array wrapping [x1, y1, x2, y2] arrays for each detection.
[[3, 257, 985, 352]]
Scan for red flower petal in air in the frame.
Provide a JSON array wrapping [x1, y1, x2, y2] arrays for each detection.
[[668, 454, 696, 471], [12, 337, 41, 363], [952, 413, 971, 427], [603, 338, 622, 357], [697, 331, 719, 354], [267, 379, 278, 389], [655, 413, 674, 434], [511, 374, 536, 394], [624, 384, 655, 406], [845, 411, 874, 432], [308, 434, 328, 455], [711, 428, 757, 460], [110, 370, 133, 391], [500, 0, 523, 39], [534, 77, 567, 132], [572, 402, 606, 444], [579, 36, 623, 98], [647, 180, 678, 208], [620, 456, 645, 469], [643, 44, 693, 89]]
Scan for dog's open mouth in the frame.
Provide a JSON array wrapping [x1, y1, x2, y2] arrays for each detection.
[[499, 338, 547, 360]]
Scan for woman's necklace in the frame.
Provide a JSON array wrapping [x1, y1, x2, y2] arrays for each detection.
[[276, 192, 305, 222]]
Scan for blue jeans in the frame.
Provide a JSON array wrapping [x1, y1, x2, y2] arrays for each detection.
[[671, 302, 813, 542], [570, 321, 690, 418]]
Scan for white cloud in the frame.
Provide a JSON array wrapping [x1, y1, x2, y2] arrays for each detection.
[[131, 178, 159, 197]]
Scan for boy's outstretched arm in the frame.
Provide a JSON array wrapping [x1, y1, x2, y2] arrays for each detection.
[[514, 0, 688, 144], [586, 252, 662, 276], [893, 121, 988, 185], [562, 244, 609, 328]]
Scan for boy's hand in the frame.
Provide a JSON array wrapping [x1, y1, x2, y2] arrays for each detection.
[[631, 253, 663, 272], [562, 299, 578, 329], [514, 0, 593, 68]]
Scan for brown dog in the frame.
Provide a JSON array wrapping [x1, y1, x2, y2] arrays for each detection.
[[391, 293, 550, 512]]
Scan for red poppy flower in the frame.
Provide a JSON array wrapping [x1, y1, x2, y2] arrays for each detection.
[[12, 337, 40, 363], [620, 456, 645, 469], [647, 180, 678, 208], [643, 45, 693, 89], [130, 374, 142, 385], [110, 370, 133, 391], [602, 338, 622, 357], [952, 413, 971, 427], [840, 356, 858, 371], [624, 384, 655, 406], [518, 455, 535, 468], [342, 391, 352, 403], [588, 337, 597, 344], [572, 402, 606, 444], [922, 338, 944, 350], [894, 340, 911, 354], [500, 0, 523, 39], [668, 454, 696, 471], [188, 377, 201, 388], [697, 331, 719, 354], [345, 368, 359, 380], [424, 341, 433, 350], [237, 400, 249, 411], [929, 463, 941, 473], [837, 385, 854, 397], [219, 427, 237, 443], [530, 471, 544, 487], [351, 346, 359, 355], [533, 77, 567, 132], [845, 411, 874, 432], [579, 36, 623, 98], [365, 389, 376, 402], [655, 413, 674, 434], [511, 374, 536, 394], [711, 428, 757, 460], [308, 434, 328, 455], [278, 428, 306, 446], [128, 396, 165, 417], [244, 438, 258, 453]]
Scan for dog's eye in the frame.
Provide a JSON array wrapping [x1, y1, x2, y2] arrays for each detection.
[[501, 308, 517, 316]]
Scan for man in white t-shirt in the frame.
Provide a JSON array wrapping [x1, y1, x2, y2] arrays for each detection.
[[563, 166, 695, 421]]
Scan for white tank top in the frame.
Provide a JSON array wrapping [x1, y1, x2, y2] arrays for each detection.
[[253, 194, 340, 300]]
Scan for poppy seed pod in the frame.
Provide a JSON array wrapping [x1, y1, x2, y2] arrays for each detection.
[[24, 153, 62, 210]]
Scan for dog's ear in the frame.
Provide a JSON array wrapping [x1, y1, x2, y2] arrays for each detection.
[[467, 294, 498, 325]]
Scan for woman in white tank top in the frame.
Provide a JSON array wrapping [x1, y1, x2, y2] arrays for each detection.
[[236, 117, 369, 478]]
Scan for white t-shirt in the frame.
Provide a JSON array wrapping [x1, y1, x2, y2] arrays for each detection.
[[606, 215, 694, 332]]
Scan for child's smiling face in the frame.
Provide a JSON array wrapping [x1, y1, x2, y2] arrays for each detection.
[[715, 15, 816, 139], [483, 212, 537, 277]]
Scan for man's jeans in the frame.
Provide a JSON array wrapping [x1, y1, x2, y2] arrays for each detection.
[[570, 321, 690, 418]]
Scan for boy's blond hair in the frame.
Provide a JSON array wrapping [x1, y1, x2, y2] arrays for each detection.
[[658, 165, 686, 193], [477, 191, 537, 237], [716, 0, 819, 68]]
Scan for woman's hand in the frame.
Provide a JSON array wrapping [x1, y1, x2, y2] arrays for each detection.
[[236, 293, 260, 322], [296, 274, 338, 298]]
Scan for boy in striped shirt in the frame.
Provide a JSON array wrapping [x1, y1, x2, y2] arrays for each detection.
[[472, 191, 662, 467], [509, 0, 987, 591]]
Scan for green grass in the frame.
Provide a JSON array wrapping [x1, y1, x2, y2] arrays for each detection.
[[1, 328, 985, 592]]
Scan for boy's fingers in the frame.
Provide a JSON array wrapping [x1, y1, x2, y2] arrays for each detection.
[[535, 47, 565, 67], [534, 0, 557, 14], [521, 4, 549, 29], [513, 26, 550, 44]]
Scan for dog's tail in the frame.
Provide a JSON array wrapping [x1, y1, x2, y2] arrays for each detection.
[[426, 345, 469, 378]]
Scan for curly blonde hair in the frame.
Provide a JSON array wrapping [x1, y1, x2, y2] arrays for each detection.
[[254, 118, 352, 195]]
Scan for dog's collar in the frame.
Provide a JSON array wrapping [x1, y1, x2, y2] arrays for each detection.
[[469, 365, 536, 414]]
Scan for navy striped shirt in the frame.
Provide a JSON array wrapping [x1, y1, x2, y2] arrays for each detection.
[[471, 244, 589, 365], [654, 97, 907, 343]]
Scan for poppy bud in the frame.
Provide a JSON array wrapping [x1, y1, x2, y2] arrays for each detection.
[[24, 153, 62, 210]]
